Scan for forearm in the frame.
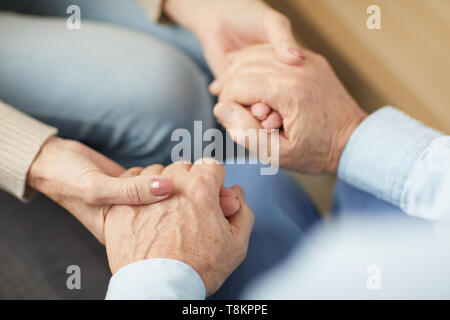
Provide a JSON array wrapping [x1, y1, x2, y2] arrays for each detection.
[[338, 106, 448, 220], [0, 101, 57, 201]]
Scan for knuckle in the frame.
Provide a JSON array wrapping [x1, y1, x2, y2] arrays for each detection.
[[82, 178, 102, 204], [234, 243, 248, 262], [123, 182, 142, 203], [151, 164, 165, 171], [315, 53, 329, 65], [125, 167, 144, 176], [274, 13, 291, 29], [211, 162, 226, 176], [190, 174, 208, 189], [141, 164, 164, 176], [249, 211, 256, 226]]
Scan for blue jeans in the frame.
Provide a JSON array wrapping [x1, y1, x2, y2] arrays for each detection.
[[0, 1, 321, 299], [0, 0, 399, 299], [0, 1, 214, 166]]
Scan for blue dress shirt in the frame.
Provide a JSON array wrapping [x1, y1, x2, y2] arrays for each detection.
[[106, 107, 450, 300]]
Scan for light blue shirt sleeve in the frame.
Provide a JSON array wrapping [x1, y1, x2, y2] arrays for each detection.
[[105, 258, 206, 300], [338, 106, 449, 221]]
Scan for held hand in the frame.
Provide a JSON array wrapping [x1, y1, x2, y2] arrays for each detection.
[[213, 45, 368, 174], [164, 0, 304, 77], [104, 160, 255, 297], [28, 137, 241, 243], [27, 137, 174, 243]]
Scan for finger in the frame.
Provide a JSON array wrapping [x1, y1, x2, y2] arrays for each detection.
[[190, 158, 226, 193], [220, 187, 240, 217], [119, 167, 144, 178], [225, 44, 275, 72], [261, 111, 283, 129], [218, 73, 270, 107], [214, 102, 289, 162], [86, 173, 174, 205], [251, 103, 272, 121], [228, 185, 255, 243], [211, 45, 275, 97], [209, 80, 222, 96], [214, 101, 264, 154], [86, 147, 126, 177], [162, 161, 192, 178], [214, 101, 262, 131], [141, 164, 165, 176], [264, 13, 305, 65]]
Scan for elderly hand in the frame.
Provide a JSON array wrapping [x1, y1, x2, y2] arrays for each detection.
[[28, 137, 241, 243], [212, 45, 368, 174], [104, 160, 254, 297], [27, 137, 174, 242], [164, 0, 290, 130], [164, 0, 304, 77]]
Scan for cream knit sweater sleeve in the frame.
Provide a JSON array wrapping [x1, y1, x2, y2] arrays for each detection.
[[0, 101, 57, 201]]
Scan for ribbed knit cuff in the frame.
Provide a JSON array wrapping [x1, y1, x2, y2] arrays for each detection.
[[0, 101, 57, 201]]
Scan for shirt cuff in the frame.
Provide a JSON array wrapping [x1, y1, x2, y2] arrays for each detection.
[[105, 258, 206, 300], [338, 106, 443, 207]]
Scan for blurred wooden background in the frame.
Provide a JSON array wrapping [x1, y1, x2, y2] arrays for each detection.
[[264, 0, 450, 214]]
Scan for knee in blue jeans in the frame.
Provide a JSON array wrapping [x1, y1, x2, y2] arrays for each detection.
[[95, 42, 215, 167]]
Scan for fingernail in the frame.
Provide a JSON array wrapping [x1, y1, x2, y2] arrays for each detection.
[[150, 178, 173, 197], [289, 48, 306, 60], [214, 103, 234, 125]]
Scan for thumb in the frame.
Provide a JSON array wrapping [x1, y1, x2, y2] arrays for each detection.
[[209, 79, 222, 96], [265, 13, 305, 65], [228, 185, 255, 244], [214, 101, 265, 153], [220, 187, 240, 217], [87, 173, 174, 205], [214, 102, 261, 131]]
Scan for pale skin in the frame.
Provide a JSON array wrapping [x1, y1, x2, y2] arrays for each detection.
[[24, 4, 370, 297], [27, 137, 241, 243], [26, 0, 299, 227], [104, 160, 255, 297], [212, 44, 368, 174], [100, 45, 368, 297], [164, 0, 290, 129]]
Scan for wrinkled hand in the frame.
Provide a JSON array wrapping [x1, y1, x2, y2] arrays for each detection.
[[165, 0, 291, 129], [104, 160, 254, 297], [213, 45, 368, 174], [28, 137, 241, 243], [164, 0, 304, 77]]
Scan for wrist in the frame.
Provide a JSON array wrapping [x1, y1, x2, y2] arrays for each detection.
[[327, 108, 368, 175], [163, 0, 203, 31], [27, 136, 64, 190]]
